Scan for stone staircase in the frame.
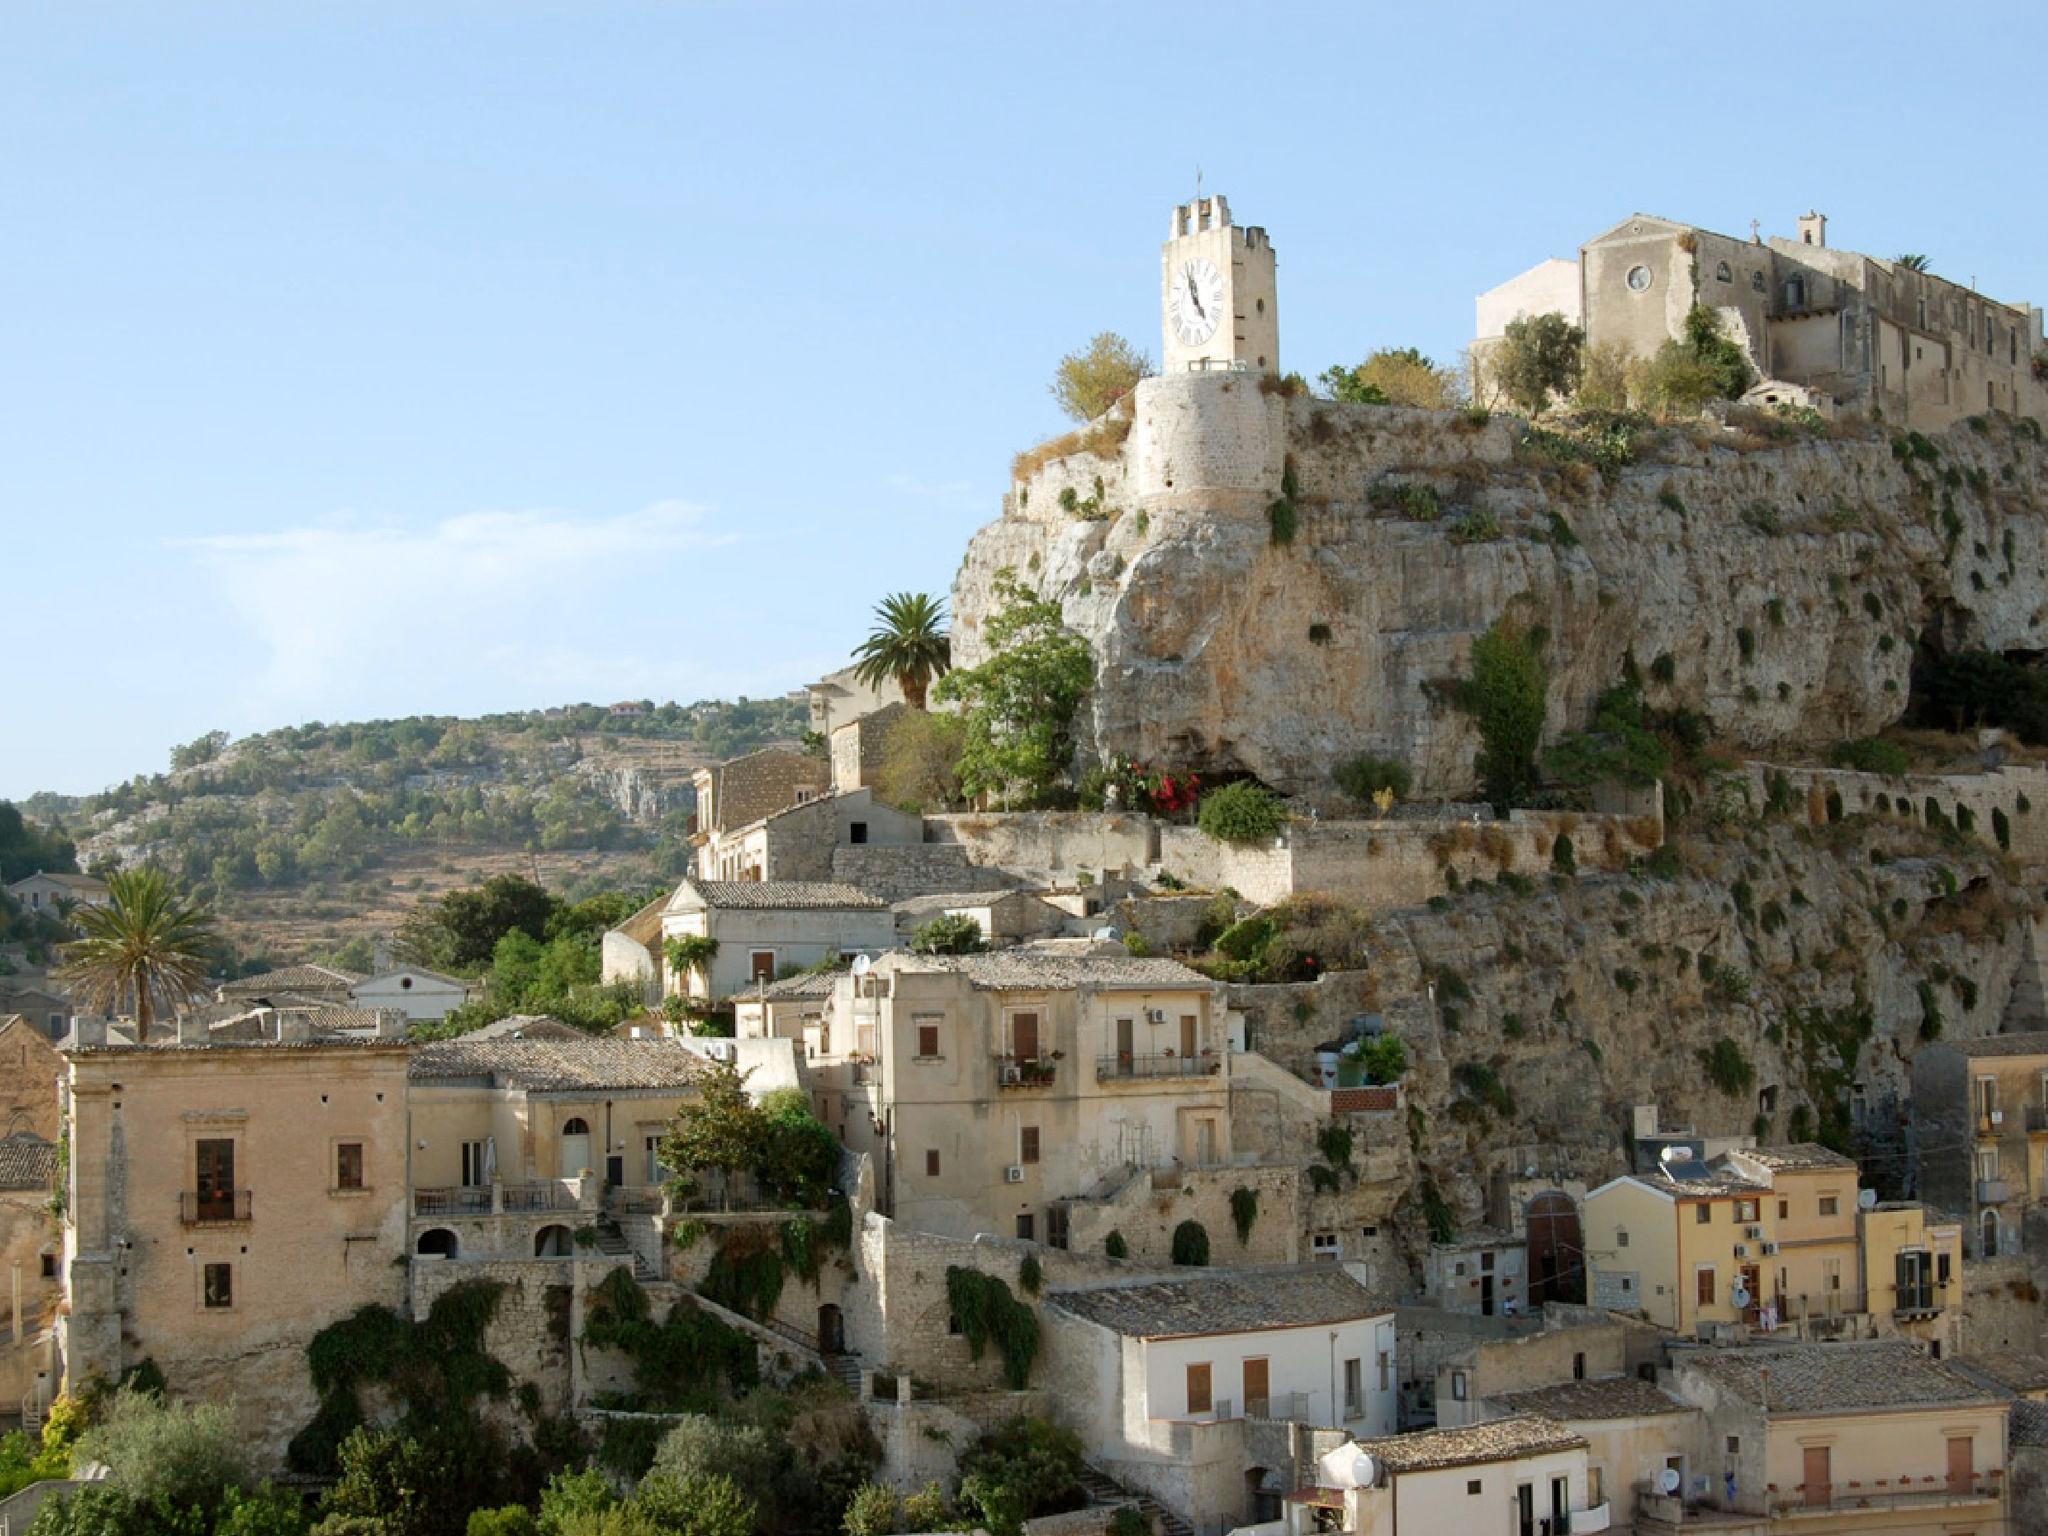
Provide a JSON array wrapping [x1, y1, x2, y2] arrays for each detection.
[[594, 1220, 654, 1280], [826, 1353, 862, 1393], [1077, 1464, 1192, 1536]]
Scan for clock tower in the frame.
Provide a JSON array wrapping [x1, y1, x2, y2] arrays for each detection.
[[1161, 195, 1278, 377]]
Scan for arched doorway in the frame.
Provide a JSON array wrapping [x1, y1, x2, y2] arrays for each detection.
[[1526, 1191, 1585, 1307], [1983, 1209, 2001, 1258], [559, 1118, 592, 1179], [1245, 1467, 1282, 1524], [534, 1224, 574, 1258], [416, 1228, 458, 1259], [818, 1303, 844, 1355]]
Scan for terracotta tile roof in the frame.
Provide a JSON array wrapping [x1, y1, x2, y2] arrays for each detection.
[[692, 881, 887, 911], [1957, 1352, 2048, 1397], [1491, 1376, 1692, 1421], [1353, 1415, 1586, 1474], [1679, 1341, 2001, 1413], [1737, 1143, 1857, 1171], [0, 1134, 56, 1191], [742, 972, 839, 1001], [1049, 1267, 1390, 1339], [461, 1015, 588, 1041], [6, 872, 107, 896], [1638, 1166, 1769, 1199], [410, 1035, 707, 1091], [1942, 1031, 2048, 1058], [219, 964, 363, 996], [907, 951, 1214, 992], [891, 890, 1027, 916]]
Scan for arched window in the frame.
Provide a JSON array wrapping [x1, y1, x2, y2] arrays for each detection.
[[1716, 261, 1732, 283], [1751, 271, 1766, 293], [1982, 1209, 2000, 1258], [563, 1118, 590, 1135]]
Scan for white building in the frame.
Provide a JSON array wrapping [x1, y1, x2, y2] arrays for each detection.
[[4, 872, 108, 915], [1302, 1415, 1607, 1536], [657, 879, 893, 1001], [1044, 1266, 1395, 1530], [350, 966, 470, 1023]]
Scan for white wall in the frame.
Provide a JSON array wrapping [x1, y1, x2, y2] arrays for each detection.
[[1476, 257, 1582, 340], [664, 907, 895, 1000], [352, 971, 467, 1022], [1341, 1445, 1590, 1536], [1138, 1313, 1397, 1438]]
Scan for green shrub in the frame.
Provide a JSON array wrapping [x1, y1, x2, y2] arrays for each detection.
[[1198, 782, 1289, 845], [1229, 1187, 1259, 1246], [1698, 1038, 1755, 1096], [1170, 1221, 1211, 1267], [1368, 481, 1441, 521], [1268, 498, 1298, 545], [1334, 755, 1412, 805], [468, 1510, 539, 1536], [1460, 619, 1548, 809], [1829, 738, 1910, 776], [1994, 806, 2013, 850], [910, 913, 986, 955], [1550, 833, 1575, 874]]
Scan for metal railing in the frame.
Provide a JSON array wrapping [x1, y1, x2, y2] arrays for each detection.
[[1096, 1053, 1223, 1081], [994, 1055, 1056, 1088], [414, 1186, 491, 1216], [1768, 1475, 1999, 1515], [608, 1186, 667, 1215], [500, 1181, 574, 1212], [1245, 1391, 1310, 1423], [1894, 1282, 1939, 1315], [179, 1190, 251, 1224]]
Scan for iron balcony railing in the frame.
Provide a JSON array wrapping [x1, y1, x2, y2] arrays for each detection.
[[413, 1186, 491, 1216], [1895, 1282, 1939, 1315], [1768, 1474, 2000, 1515], [180, 1189, 251, 1224], [500, 1181, 574, 1212], [1096, 1052, 1223, 1081]]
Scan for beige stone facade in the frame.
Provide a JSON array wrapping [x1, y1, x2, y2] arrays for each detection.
[[1160, 195, 1277, 379], [57, 1031, 411, 1460], [656, 877, 894, 1001], [1912, 1032, 2048, 1259], [689, 747, 828, 879]]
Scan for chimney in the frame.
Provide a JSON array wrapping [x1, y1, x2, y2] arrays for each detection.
[[176, 1012, 208, 1046], [1797, 210, 1827, 248], [70, 1015, 107, 1049]]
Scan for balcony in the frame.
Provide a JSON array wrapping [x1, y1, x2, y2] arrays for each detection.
[[1096, 1052, 1224, 1082], [180, 1190, 251, 1225], [995, 1055, 1056, 1089], [1977, 1177, 2012, 1204], [1245, 1391, 1310, 1423], [412, 1181, 579, 1218], [414, 1186, 492, 1216], [1767, 1474, 1999, 1516], [1894, 1283, 1940, 1319]]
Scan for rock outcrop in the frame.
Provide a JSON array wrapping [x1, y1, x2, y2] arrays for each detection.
[[952, 376, 2048, 798]]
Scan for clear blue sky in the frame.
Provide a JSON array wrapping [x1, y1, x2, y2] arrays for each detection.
[[6, 0, 2043, 799]]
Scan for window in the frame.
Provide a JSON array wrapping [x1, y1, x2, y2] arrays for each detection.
[[1186, 1362, 1213, 1415], [335, 1143, 364, 1191], [1938, 1252, 1953, 1285], [1818, 1195, 1839, 1217], [1020, 1127, 1040, 1165], [203, 1263, 233, 1309], [194, 1138, 236, 1221], [1343, 1358, 1363, 1416], [1573, 1352, 1586, 1381], [645, 1136, 666, 1185], [849, 821, 868, 845], [1010, 1012, 1040, 1061], [1466, 1480, 1483, 1496], [1312, 1232, 1340, 1259], [1617, 1227, 1629, 1248], [749, 951, 775, 984], [1977, 1077, 1999, 1120], [1481, 1251, 1496, 1273], [1015, 1213, 1034, 1242], [1451, 1370, 1468, 1401], [1727, 1435, 1741, 1455], [39, 1253, 54, 1279], [1626, 265, 1652, 292], [1589, 1467, 1603, 1507], [1751, 270, 1766, 293], [1716, 261, 1732, 283], [1695, 1203, 1712, 1225], [1697, 1267, 1716, 1306], [1735, 1199, 1757, 1223], [916, 1021, 940, 1059], [1378, 1350, 1391, 1392], [461, 1141, 489, 1187], [1778, 1199, 1789, 1220], [925, 1150, 940, 1177], [1786, 275, 1807, 308]]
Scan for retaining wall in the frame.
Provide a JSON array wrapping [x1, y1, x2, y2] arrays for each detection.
[[1734, 759, 2048, 860]]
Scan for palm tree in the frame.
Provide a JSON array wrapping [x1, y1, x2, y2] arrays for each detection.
[[56, 868, 219, 1038], [850, 592, 951, 710], [1896, 254, 1932, 272]]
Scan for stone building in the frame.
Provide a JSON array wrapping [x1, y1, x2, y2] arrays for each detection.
[[1911, 1031, 2048, 1259], [828, 702, 908, 795], [654, 878, 893, 1001], [1304, 1415, 1601, 1536], [55, 1015, 411, 1460], [3, 872, 107, 914], [217, 962, 362, 1008], [1424, 1226, 1530, 1319], [1042, 1266, 1394, 1529], [802, 949, 1240, 1246], [689, 747, 828, 880], [1484, 1377, 1695, 1535], [1476, 209, 2047, 429], [700, 786, 923, 888], [805, 663, 904, 741]]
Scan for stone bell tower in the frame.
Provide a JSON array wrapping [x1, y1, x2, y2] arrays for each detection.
[[1160, 195, 1279, 377]]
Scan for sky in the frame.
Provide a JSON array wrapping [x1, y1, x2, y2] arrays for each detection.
[[5, 0, 2045, 800]]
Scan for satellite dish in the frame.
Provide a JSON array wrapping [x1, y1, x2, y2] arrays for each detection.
[[1858, 1188, 1878, 1210], [1092, 926, 1120, 942], [1661, 1145, 1692, 1165], [850, 954, 873, 977], [1731, 1283, 1752, 1311], [1349, 1450, 1379, 1488], [1659, 1468, 1682, 1495]]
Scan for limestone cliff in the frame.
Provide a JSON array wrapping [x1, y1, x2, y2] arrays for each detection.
[[952, 376, 2048, 798]]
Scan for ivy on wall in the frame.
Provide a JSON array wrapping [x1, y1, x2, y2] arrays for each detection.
[[945, 1268, 1038, 1390]]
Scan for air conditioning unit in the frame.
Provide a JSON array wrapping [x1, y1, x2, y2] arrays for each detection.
[[1761, 1241, 1781, 1256], [1732, 1244, 1748, 1258], [1146, 1008, 1167, 1024], [1004, 1165, 1025, 1184]]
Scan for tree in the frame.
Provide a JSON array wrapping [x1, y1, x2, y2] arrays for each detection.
[[662, 935, 718, 995], [1196, 782, 1288, 846], [1049, 333, 1150, 422], [1492, 313, 1584, 415], [537, 1468, 615, 1536], [1461, 619, 1549, 810], [658, 1059, 762, 1193], [1543, 679, 1671, 797], [72, 1386, 250, 1517], [1895, 253, 1931, 272], [1637, 306, 1754, 416], [634, 1472, 757, 1536], [1318, 348, 1460, 410], [398, 874, 560, 972], [849, 594, 951, 711], [931, 574, 1093, 807], [874, 710, 965, 813], [316, 1427, 451, 1536], [56, 868, 219, 1037], [0, 803, 78, 883], [910, 914, 985, 955]]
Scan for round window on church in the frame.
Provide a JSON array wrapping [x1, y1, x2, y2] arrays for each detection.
[[1627, 265, 1653, 293]]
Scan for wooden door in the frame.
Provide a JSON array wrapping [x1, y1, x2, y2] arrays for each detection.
[[1179, 1014, 1198, 1058], [195, 1138, 235, 1219], [1185, 1362, 1212, 1415], [1243, 1357, 1269, 1416], [1947, 1436, 1973, 1494], [1802, 1446, 1831, 1508], [1012, 1012, 1039, 1061], [1115, 1016, 1134, 1068]]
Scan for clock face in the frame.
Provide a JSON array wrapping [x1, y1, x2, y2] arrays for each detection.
[[1170, 256, 1225, 346]]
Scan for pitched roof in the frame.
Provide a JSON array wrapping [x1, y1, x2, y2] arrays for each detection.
[[906, 951, 1214, 992], [1048, 1267, 1389, 1339], [219, 964, 363, 996], [1679, 1341, 2002, 1413], [741, 972, 839, 1001], [1491, 1377, 1691, 1422], [357, 965, 467, 988], [6, 871, 107, 895], [1956, 1352, 2048, 1397], [410, 1035, 707, 1092], [460, 1015, 588, 1042], [1737, 1143, 1856, 1172], [1941, 1031, 2048, 1059], [891, 890, 1027, 916], [1352, 1415, 1586, 1475], [0, 1134, 56, 1191], [691, 881, 887, 911]]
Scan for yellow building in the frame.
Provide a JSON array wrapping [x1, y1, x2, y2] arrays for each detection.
[[56, 1015, 412, 1460]]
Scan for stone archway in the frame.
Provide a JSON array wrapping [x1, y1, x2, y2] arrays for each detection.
[[534, 1224, 574, 1258], [1526, 1191, 1585, 1307], [416, 1228, 459, 1259]]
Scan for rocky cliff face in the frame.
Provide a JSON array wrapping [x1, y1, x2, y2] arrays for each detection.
[[952, 382, 2048, 798]]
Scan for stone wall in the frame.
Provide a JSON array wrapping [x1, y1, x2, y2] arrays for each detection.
[[924, 813, 1159, 886], [1058, 1162, 1301, 1269], [1731, 758, 2048, 860], [410, 1256, 592, 1416], [831, 844, 999, 902]]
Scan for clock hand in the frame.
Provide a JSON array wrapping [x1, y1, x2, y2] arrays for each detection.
[[1186, 273, 1206, 319]]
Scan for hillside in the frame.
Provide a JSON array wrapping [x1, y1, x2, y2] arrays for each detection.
[[13, 696, 806, 965]]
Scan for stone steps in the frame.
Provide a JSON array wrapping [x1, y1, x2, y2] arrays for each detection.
[[1078, 1464, 1192, 1536]]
